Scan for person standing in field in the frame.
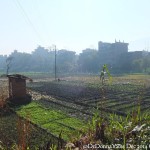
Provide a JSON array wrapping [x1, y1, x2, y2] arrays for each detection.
[[100, 64, 112, 85], [100, 67, 105, 85]]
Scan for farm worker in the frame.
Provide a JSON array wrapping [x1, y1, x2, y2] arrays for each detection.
[[100, 64, 112, 85], [100, 69, 105, 85]]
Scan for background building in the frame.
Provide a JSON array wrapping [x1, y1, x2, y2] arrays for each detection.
[[98, 40, 129, 67]]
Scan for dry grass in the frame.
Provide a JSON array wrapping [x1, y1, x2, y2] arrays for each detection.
[[113, 74, 150, 86], [0, 79, 8, 108]]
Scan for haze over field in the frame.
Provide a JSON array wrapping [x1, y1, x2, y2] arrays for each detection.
[[0, 1, 150, 148], [0, 0, 150, 55]]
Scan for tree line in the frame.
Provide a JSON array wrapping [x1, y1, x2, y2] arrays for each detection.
[[0, 46, 150, 74]]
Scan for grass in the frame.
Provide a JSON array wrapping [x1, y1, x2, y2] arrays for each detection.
[[14, 101, 87, 141], [0, 111, 59, 149]]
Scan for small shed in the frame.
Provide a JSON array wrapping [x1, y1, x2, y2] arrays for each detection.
[[7, 74, 32, 104]]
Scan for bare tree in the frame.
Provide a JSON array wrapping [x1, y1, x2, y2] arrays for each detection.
[[6, 56, 13, 75]]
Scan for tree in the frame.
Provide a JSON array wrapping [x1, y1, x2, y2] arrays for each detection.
[[132, 59, 143, 72], [6, 56, 13, 75], [142, 55, 150, 72], [56, 50, 77, 73], [78, 49, 99, 73]]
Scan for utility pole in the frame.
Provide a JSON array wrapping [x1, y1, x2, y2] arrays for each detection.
[[54, 45, 57, 81], [50, 44, 57, 81]]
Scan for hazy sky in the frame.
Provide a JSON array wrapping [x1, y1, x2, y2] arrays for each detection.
[[0, 0, 150, 55]]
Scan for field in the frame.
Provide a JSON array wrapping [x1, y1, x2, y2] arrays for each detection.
[[28, 74, 150, 117], [0, 74, 150, 149]]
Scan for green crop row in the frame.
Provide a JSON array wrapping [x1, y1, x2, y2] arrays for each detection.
[[14, 102, 87, 141]]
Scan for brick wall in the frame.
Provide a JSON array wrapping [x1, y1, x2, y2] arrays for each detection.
[[9, 78, 26, 98]]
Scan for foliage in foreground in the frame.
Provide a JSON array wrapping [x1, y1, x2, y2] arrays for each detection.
[[0, 106, 149, 150], [68, 106, 149, 150]]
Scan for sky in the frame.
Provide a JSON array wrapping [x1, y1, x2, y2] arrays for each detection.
[[0, 0, 150, 55]]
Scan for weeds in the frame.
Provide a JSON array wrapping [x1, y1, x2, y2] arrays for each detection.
[[17, 115, 31, 150], [0, 87, 8, 109], [71, 107, 149, 150]]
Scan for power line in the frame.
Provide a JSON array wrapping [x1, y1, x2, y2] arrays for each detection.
[[54, 45, 57, 80], [35, 1, 50, 39], [14, 0, 43, 42]]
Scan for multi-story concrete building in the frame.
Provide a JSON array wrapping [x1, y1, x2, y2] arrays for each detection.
[[98, 40, 129, 67], [97, 40, 150, 73]]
